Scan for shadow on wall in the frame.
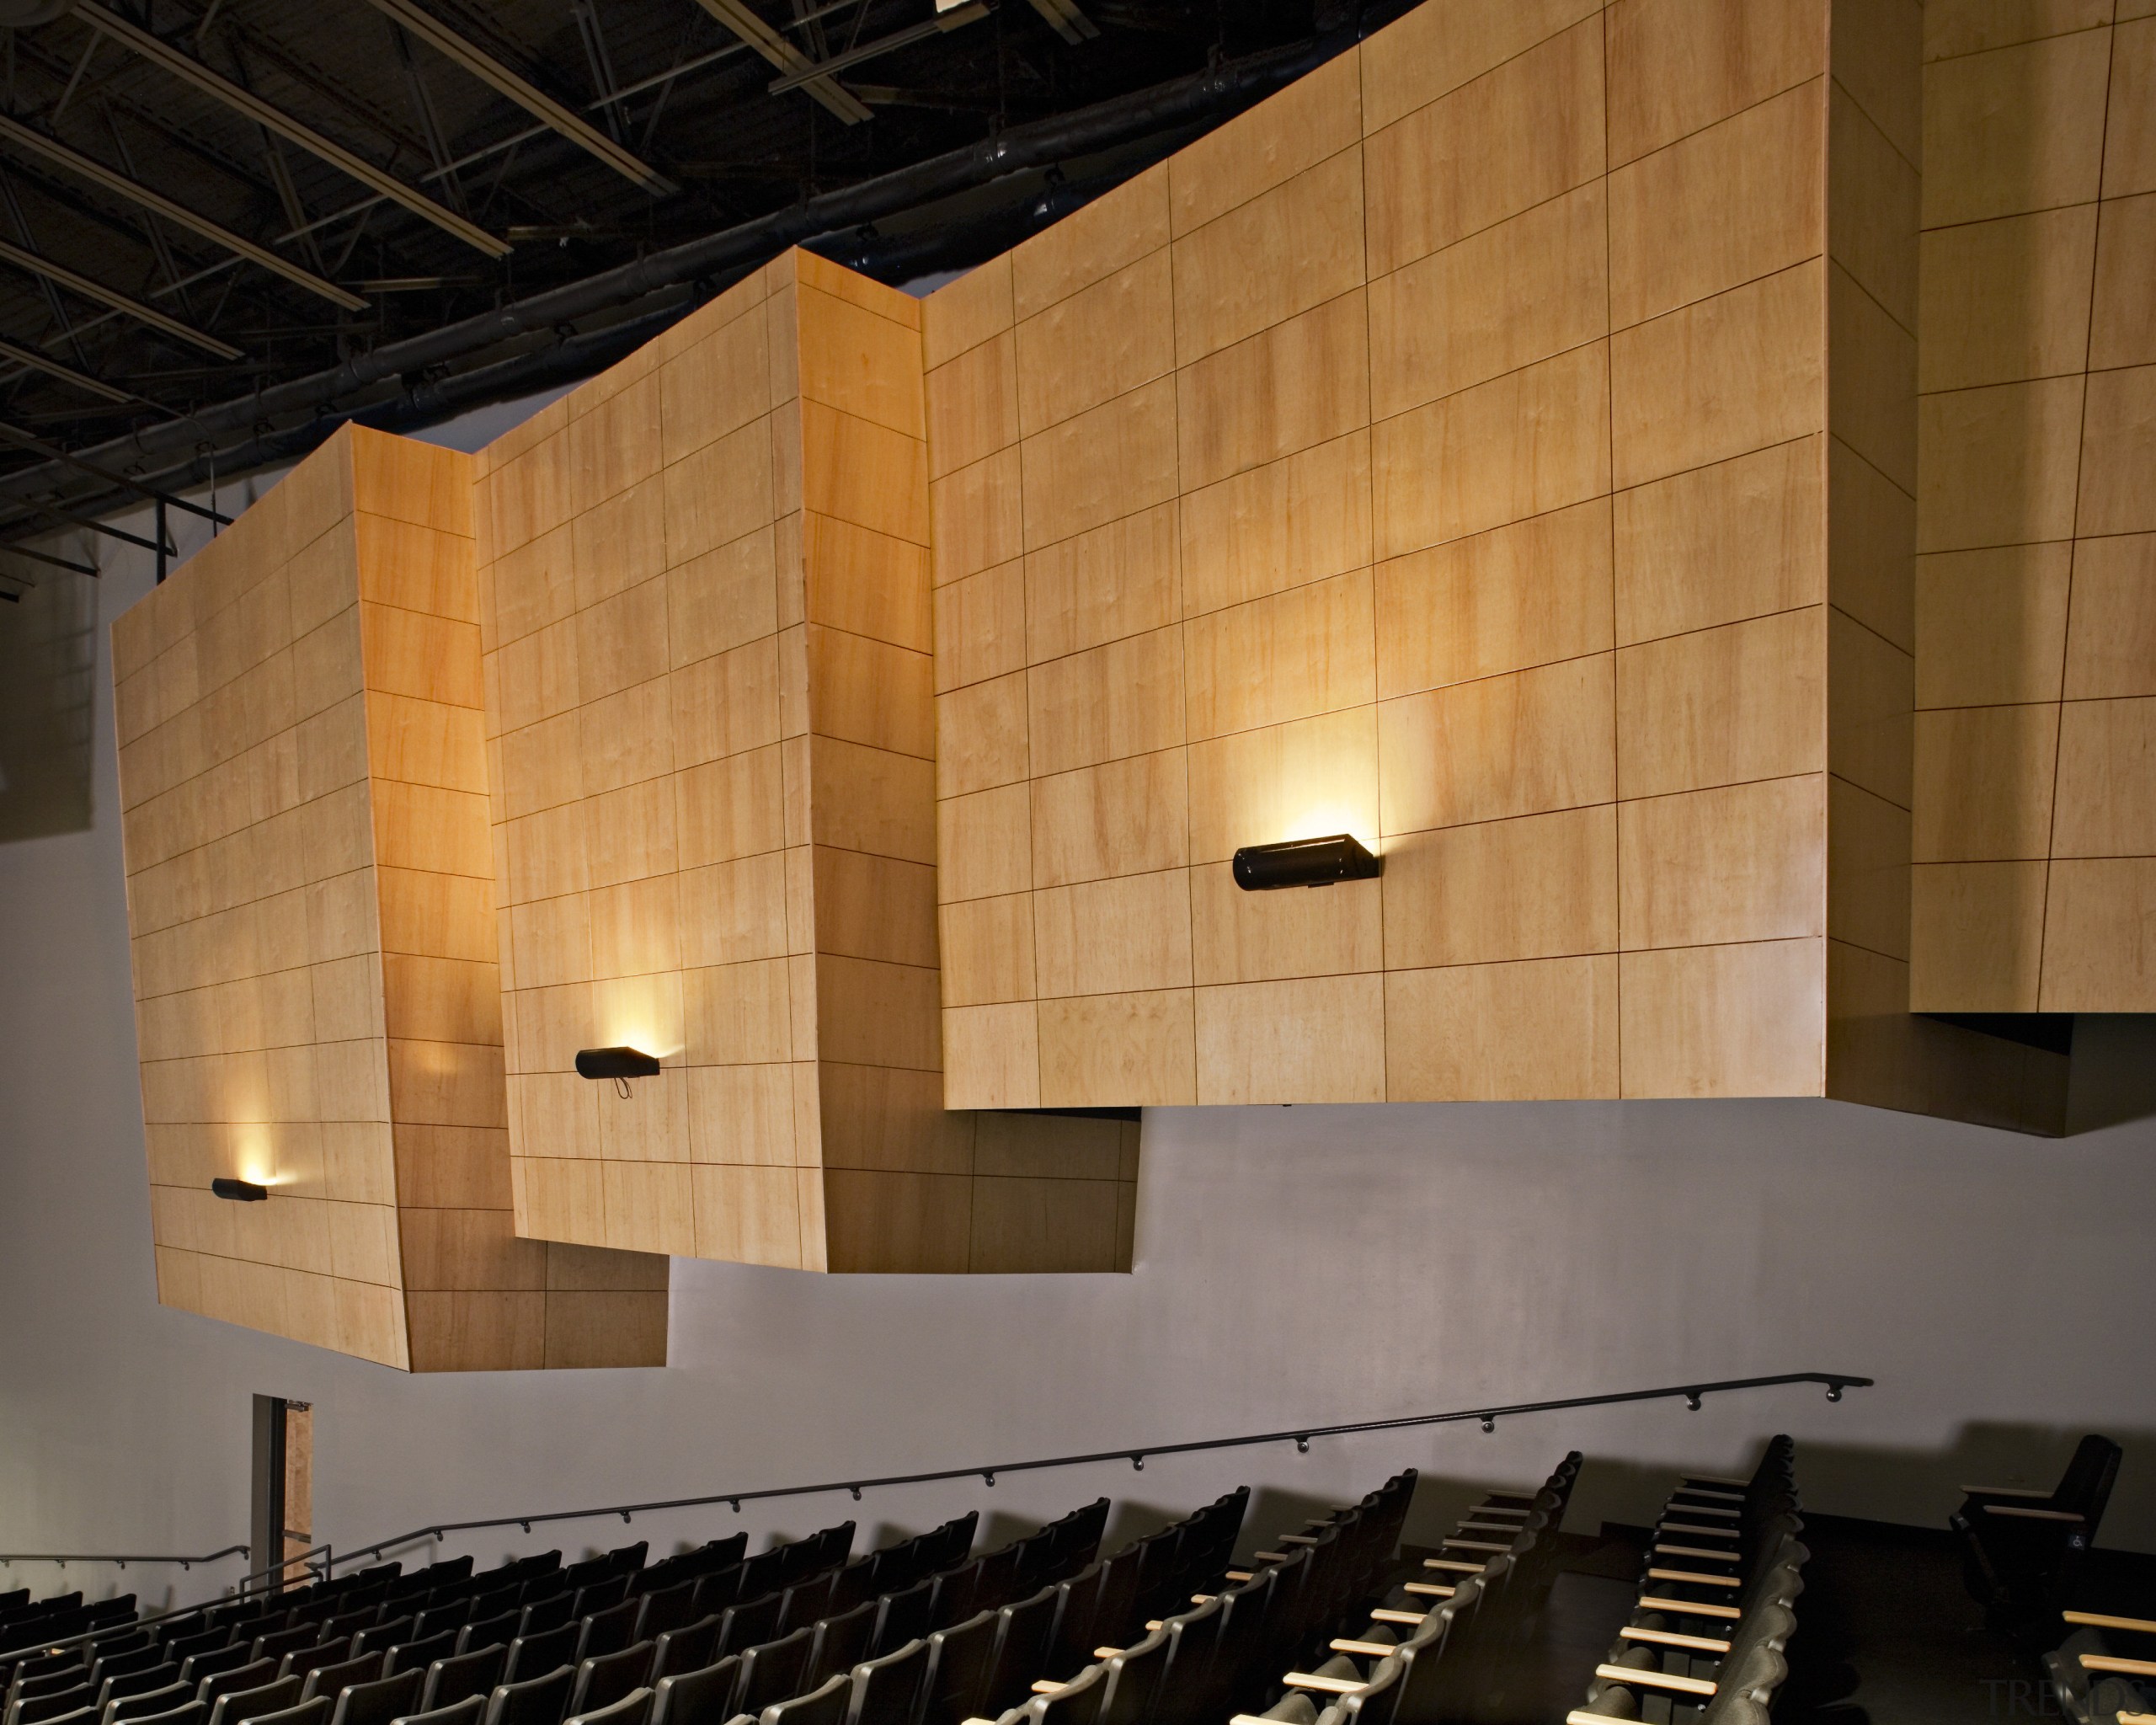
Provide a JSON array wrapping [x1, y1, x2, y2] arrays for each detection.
[[0, 564, 95, 841], [2066, 1017, 2156, 1135]]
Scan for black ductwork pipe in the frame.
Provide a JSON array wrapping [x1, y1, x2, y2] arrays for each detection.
[[0, 19, 1378, 525]]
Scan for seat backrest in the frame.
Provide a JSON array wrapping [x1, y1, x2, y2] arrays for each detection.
[[2059, 1436, 2124, 1523], [867, 1583, 931, 1664], [326, 1673, 422, 1725], [563, 1693, 648, 1725], [387, 1641, 459, 1683], [297, 1660, 386, 1707], [804, 1608, 875, 1690], [250, 1635, 316, 1669], [969, 1548, 1022, 1615], [348, 1631, 411, 1668], [714, 1599, 780, 1664], [277, 1651, 353, 1687], [208, 1680, 304, 1725], [478, 1667, 572, 1725], [924, 1564, 979, 1635], [181, 1653, 254, 1690], [200, 1668, 280, 1709], [1040, 1565, 1103, 1685], [646, 1621, 718, 1689], [1141, 1598, 1219, 1725], [503, 1635, 578, 1690], [732, 1631, 810, 1721], [387, 1698, 482, 1725], [456, 1623, 517, 1664], [101, 1665, 179, 1707], [775, 1580, 835, 1642], [420, 1648, 508, 1717], [1092, 1628, 1167, 1725], [93, 1648, 167, 1686], [105, 1685, 188, 1724], [686, 1575, 741, 1626], [756, 1674, 846, 1725], [980, 1588, 1058, 1717], [564, 1647, 654, 1725], [113, 1705, 206, 1725], [411, 1609, 472, 1647], [1203, 1572, 1275, 1718], [643, 1658, 738, 1725], [735, 1557, 785, 1608], [627, 1594, 695, 1652], [572, 1610, 638, 1670], [1023, 1662, 1102, 1725], [513, 1606, 572, 1648], [913, 1612, 995, 1725], [838, 1639, 921, 1725]]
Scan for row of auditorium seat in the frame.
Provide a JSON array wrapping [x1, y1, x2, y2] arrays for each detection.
[[1229, 1454, 1578, 1725], [1568, 1436, 1807, 1724]]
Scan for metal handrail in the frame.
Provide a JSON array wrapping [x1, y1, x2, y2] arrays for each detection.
[[204, 1369, 1870, 1599], [0, 1545, 247, 1572]]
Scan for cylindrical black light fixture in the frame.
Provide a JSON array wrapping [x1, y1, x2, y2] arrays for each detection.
[[212, 1178, 270, 1202], [1231, 834, 1382, 891], [575, 1047, 661, 1080]]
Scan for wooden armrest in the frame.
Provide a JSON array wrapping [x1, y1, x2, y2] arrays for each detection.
[[1672, 1487, 1742, 1503], [960, 1717, 998, 1725], [1278, 1535, 1319, 1546], [1458, 1520, 1520, 1533], [2065, 1611, 2156, 1635], [1657, 1527, 1738, 1544], [1283, 1673, 1363, 1695], [1481, 1488, 1535, 1499], [1422, 1559, 1486, 1573], [1330, 1639, 1396, 1658], [2083, 1655, 2156, 1678], [1961, 1485, 2053, 1498], [1620, 1626, 1732, 1653], [1225, 1572, 1253, 1583], [1636, 1595, 1742, 1621], [1638, 1595, 1742, 1621], [1443, 1539, 1508, 1552], [1596, 1664, 1716, 1696], [1401, 1583, 1455, 1599], [1646, 1568, 1742, 1588], [1255, 1551, 1291, 1562], [1232, 1715, 1280, 1725], [1030, 1681, 1063, 1696], [1369, 1610, 1426, 1626], [1094, 1647, 1123, 1659], [1654, 1544, 1740, 1562], [1686, 1475, 1752, 1488], [1190, 1595, 1216, 1605], [1569, 1714, 1622, 1725], [2116, 1713, 2156, 1724], [1669, 1503, 1738, 1518], [1984, 1505, 2084, 1521]]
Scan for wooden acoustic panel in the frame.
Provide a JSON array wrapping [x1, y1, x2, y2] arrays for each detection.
[[113, 425, 668, 1367], [475, 250, 1134, 1271], [1910, 8, 2156, 1016]]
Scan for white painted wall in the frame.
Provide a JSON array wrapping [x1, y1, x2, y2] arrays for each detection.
[[5, 418, 2153, 1620]]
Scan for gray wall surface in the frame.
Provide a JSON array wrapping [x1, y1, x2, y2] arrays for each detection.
[[4, 442, 2153, 1618]]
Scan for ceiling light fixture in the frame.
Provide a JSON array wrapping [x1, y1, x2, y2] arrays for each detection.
[[1231, 834, 1382, 891]]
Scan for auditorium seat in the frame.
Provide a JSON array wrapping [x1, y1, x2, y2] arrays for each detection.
[[1956, 1435, 2121, 1636], [275, 1650, 352, 1686], [2045, 1610, 2156, 1725], [757, 1674, 846, 1725], [325, 1674, 420, 1725], [563, 1691, 648, 1725], [502, 1632, 576, 1688], [478, 1669, 569, 1725], [564, 1645, 654, 1721], [647, 1621, 718, 1686], [572, 1608, 639, 1669], [733, 1629, 813, 1718], [645, 1656, 738, 1725], [802, 1608, 874, 1690], [387, 1699, 480, 1725], [205, 1679, 302, 1725], [417, 1649, 504, 1717], [385, 1642, 457, 1684], [297, 1660, 387, 1708], [453, 1622, 516, 1663], [840, 1639, 923, 1725], [914, 1612, 995, 1725], [108, 1686, 192, 1725]]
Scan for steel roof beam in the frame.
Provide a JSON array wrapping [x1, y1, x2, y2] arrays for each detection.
[[688, 0, 872, 124], [363, 0, 674, 195], [0, 233, 241, 359], [0, 109, 364, 310], [66, 0, 510, 258], [769, 3, 988, 95]]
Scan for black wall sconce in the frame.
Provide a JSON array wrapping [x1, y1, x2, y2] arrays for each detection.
[[1232, 834, 1382, 891], [211, 1178, 269, 1202], [576, 1047, 661, 1080]]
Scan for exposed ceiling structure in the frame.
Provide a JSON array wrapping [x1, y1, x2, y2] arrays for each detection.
[[0, 0, 1368, 593]]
